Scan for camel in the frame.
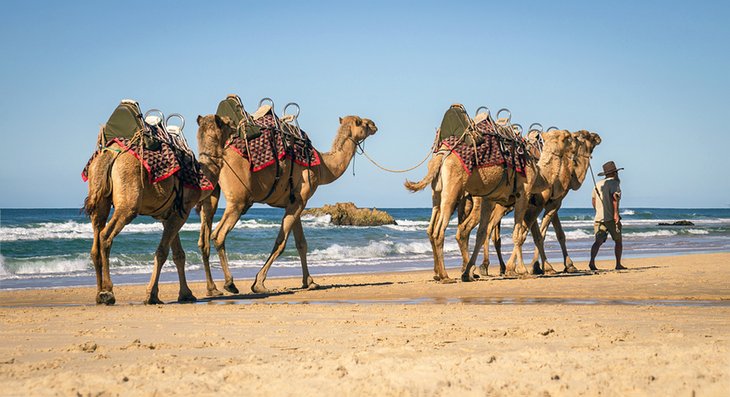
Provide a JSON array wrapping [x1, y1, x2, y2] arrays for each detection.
[[456, 130, 601, 276], [405, 129, 573, 281], [198, 115, 377, 295], [83, 115, 233, 305]]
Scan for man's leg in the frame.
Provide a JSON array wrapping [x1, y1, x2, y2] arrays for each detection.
[[608, 221, 626, 270], [589, 222, 607, 271], [615, 239, 625, 269]]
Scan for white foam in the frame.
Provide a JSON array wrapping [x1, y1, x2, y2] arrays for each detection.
[[9, 257, 90, 275], [624, 230, 677, 238], [620, 209, 636, 216], [0, 254, 7, 277], [686, 229, 710, 235]]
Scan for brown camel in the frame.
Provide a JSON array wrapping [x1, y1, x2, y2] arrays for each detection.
[[456, 130, 601, 276], [405, 129, 573, 281], [84, 115, 233, 305], [198, 115, 377, 295]]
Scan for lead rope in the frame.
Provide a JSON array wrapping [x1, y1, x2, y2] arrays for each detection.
[[588, 160, 603, 202], [356, 129, 441, 174]]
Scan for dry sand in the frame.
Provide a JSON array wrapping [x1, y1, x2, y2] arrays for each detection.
[[0, 253, 728, 396]]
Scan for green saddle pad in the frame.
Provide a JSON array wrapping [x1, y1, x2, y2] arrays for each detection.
[[103, 100, 160, 150], [216, 94, 261, 140]]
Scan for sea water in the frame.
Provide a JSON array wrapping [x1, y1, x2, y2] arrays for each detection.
[[1, 207, 729, 290]]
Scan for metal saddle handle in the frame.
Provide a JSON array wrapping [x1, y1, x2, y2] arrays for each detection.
[[474, 106, 490, 118], [546, 126, 559, 132], [166, 113, 185, 134], [144, 109, 165, 127], [283, 102, 301, 122], [258, 97, 275, 110], [528, 122, 543, 133], [496, 108, 512, 124]]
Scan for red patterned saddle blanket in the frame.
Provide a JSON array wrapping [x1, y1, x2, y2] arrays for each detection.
[[438, 118, 529, 176], [82, 128, 213, 191], [226, 112, 321, 172]]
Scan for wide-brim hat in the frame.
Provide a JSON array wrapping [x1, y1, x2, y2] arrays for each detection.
[[598, 160, 624, 176]]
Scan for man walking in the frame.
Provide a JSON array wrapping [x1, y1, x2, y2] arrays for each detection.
[[588, 161, 627, 271]]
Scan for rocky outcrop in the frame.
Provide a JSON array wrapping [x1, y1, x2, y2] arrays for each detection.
[[658, 220, 695, 226], [303, 202, 396, 226]]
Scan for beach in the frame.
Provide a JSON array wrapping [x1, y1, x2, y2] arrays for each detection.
[[1, 252, 728, 396]]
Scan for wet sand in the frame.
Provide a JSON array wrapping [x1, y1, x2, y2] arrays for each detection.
[[1, 253, 728, 396]]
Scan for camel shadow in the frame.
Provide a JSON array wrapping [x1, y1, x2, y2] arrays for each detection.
[[291, 281, 395, 292], [192, 281, 395, 304], [471, 265, 663, 282]]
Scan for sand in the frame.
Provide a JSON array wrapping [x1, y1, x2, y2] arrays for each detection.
[[0, 253, 728, 396]]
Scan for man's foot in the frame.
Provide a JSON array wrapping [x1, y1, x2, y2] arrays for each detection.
[[615, 264, 627, 270]]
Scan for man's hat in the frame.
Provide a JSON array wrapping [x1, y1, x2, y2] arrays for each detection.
[[598, 161, 624, 176]]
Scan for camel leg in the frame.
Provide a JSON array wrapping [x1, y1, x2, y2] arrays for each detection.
[[530, 207, 557, 274], [493, 221, 506, 275], [292, 218, 318, 290], [211, 200, 252, 294], [97, 209, 137, 305], [198, 188, 223, 296], [552, 215, 578, 272], [251, 204, 305, 293], [89, 198, 111, 294], [144, 214, 187, 305], [480, 203, 505, 277], [430, 184, 462, 284], [427, 189, 442, 278], [171, 233, 197, 303], [505, 197, 532, 277], [461, 202, 492, 281], [456, 197, 481, 274]]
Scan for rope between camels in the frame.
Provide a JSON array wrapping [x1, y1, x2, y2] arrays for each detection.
[[356, 130, 441, 174]]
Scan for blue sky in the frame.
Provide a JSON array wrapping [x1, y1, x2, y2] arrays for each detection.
[[0, 0, 728, 208]]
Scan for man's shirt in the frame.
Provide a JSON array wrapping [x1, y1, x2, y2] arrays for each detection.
[[593, 177, 621, 222]]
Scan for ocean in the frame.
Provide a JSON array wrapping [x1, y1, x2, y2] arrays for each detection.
[[1, 207, 729, 290]]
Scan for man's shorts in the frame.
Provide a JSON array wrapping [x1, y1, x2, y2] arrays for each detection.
[[594, 220, 622, 242]]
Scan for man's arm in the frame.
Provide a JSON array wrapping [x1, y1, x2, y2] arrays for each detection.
[[612, 192, 620, 223]]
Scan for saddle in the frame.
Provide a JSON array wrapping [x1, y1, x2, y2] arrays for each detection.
[[436, 104, 530, 176], [82, 100, 212, 191], [221, 96, 320, 172]]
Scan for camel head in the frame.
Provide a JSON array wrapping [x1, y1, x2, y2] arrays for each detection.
[[196, 114, 235, 158], [540, 129, 573, 157], [338, 115, 378, 145], [569, 130, 602, 190]]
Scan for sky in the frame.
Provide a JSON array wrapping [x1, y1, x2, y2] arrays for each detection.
[[0, 0, 728, 209]]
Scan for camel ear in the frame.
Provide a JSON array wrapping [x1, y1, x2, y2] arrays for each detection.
[[339, 117, 344, 124], [197, 115, 203, 126], [214, 114, 224, 129], [354, 117, 362, 127], [592, 133, 602, 146]]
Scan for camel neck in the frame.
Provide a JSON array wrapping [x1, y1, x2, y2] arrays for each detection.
[[318, 135, 358, 185], [571, 150, 592, 189]]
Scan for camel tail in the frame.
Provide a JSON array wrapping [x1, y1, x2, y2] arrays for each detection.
[[83, 151, 115, 216], [404, 153, 444, 192]]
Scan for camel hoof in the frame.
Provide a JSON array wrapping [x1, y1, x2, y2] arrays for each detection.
[[96, 291, 116, 306], [564, 265, 579, 273], [479, 264, 489, 277], [178, 293, 197, 304], [433, 275, 441, 281], [531, 263, 544, 275], [224, 282, 239, 294], [615, 264, 627, 270], [306, 282, 320, 290], [251, 283, 270, 294], [440, 278, 457, 284], [144, 296, 164, 305], [206, 289, 224, 297], [505, 270, 518, 278], [543, 266, 557, 275]]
